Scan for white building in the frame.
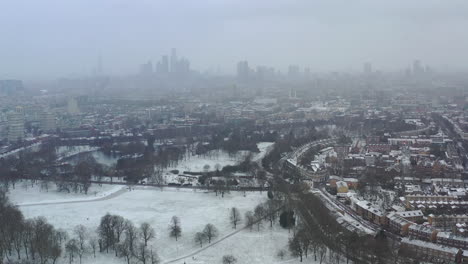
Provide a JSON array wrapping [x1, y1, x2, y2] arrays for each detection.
[[7, 110, 24, 142]]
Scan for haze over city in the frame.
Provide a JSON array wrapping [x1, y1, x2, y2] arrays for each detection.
[[3, 2, 468, 264], [1, 0, 468, 79]]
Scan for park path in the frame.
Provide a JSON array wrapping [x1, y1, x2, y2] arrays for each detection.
[[17, 186, 127, 207], [163, 225, 249, 264]]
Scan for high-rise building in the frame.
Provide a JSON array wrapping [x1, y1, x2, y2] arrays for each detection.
[[39, 110, 56, 132], [288, 65, 300, 78], [139, 61, 153, 75], [161, 55, 169, 73], [237, 61, 250, 81], [7, 109, 24, 142], [413, 60, 424, 75], [67, 98, 80, 115], [170, 48, 178, 73], [0, 80, 23, 96]]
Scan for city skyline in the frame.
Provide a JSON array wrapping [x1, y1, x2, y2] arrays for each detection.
[[1, 1, 468, 80]]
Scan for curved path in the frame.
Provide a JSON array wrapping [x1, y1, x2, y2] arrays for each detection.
[[17, 186, 127, 207], [163, 224, 250, 264]]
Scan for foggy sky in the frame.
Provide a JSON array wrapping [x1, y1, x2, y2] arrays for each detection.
[[1, 0, 468, 79]]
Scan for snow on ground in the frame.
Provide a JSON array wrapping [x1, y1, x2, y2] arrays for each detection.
[[0, 142, 42, 158], [7, 181, 122, 205], [161, 142, 274, 185], [17, 187, 288, 263], [169, 225, 309, 264], [165, 150, 247, 173], [253, 142, 275, 162]]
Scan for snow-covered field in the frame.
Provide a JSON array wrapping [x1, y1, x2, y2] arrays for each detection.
[[14, 186, 307, 264], [165, 150, 247, 173], [7, 181, 123, 206]]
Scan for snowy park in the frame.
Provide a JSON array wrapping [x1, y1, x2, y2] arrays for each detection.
[[9, 184, 307, 264]]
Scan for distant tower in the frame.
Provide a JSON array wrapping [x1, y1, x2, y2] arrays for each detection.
[[67, 98, 80, 115], [289, 87, 297, 99], [7, 109, 24, 142], [288, 65, 300, 78], [162, 55, 169, 73], [170, 48, 178, 73], [236, 61, 250, 81], [39, 110, 56, 133], [412, 60, 423, 75]]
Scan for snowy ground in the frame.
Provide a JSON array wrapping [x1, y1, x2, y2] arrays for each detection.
[[7, 181, 123, 206], [14, 186, 309, 264], [161, 142, 274, 185]]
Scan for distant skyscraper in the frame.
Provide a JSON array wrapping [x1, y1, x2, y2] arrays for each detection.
[[363, 62, 372, 74], [0, 80, 23, 96], [7, 109, 24, 142], [288, 65, 300, 78], [413, 60, 424, 75], [67, 98, 80, 115], [237, 61, 250, 81], [161, 55, 169, 73], [139, 61, 153, 75], [170, 48, 178, 73], [39, 110, 56, 132]]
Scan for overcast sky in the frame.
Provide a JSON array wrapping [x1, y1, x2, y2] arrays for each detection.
[[1, 0, 468, 79]]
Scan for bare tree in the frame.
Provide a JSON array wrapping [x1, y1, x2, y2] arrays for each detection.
[[230, 207, 241, 229], [124, 220, 138, 255], [65, 239, 79, 264], [150, 248, 160, 264], [222, 254, 237, 264], [289, 234, 304, 262], [116, 242, 132, 264], [318, 244, 327, 264], [203, 223, 218, 243], [89, 236, 98, 258], [194, 232, 206, 248], [245, 211, 255, 231], [74, 225, 88, 253], [277, 249, 286, 260], [139, 222, 155, 247], [169, 216, 182, 241], [265, 200, 278, 227], [135, 242, 151, 264], [254, 204, 265, 231]]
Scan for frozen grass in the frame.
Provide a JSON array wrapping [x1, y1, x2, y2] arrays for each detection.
[[13, 186, 314, 264], [18, 187, 272, 261], [7, 181, 123, 205]]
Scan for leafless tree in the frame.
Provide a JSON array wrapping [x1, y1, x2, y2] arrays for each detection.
[[74, 225, 88, 253], [277, 249, 286, 260], [65, 239, 79, 264], [169, 216, 182, 241], [135, 242, 151, 264], [289, 233, 304, 262], [89, 236, 98, 258], [124, 220, 138, 255], [222, 254, 237, 264], [116, 242, 132, 264], [318, 244, 327, 264], [245, 211, 255, 231], [194, 232, 206, 248], [149, 248, 160, 264], [203, 224, 218, 243], [230, 207, 241, 229], [254, 204, 266, 231], [139, 222, 155, 247]]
